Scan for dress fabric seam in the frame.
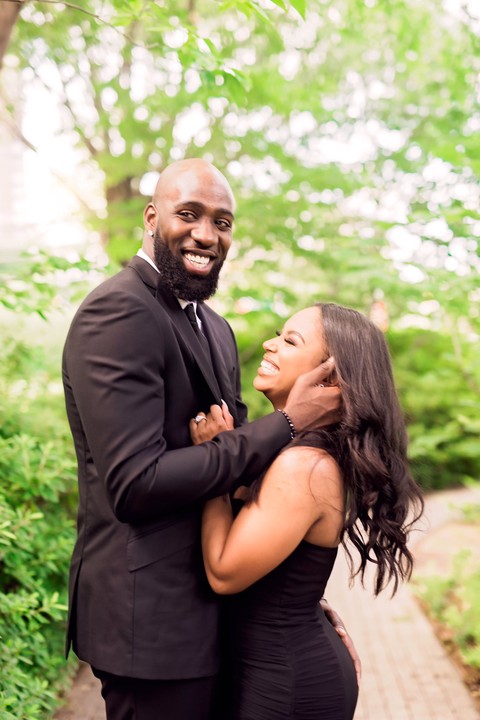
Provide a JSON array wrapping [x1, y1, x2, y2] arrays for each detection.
[[279, 584, 296, 719]]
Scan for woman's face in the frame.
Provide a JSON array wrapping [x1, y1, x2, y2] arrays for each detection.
[[253, 307, 328, 408]]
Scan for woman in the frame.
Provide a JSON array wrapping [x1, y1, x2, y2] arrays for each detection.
[[191, 302, 424, 720]]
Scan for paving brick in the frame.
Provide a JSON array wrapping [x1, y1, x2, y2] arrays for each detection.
[[327, 487, 480, 720]]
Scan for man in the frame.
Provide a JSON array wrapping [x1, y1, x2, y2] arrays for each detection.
[[62, 158, 355, 720]]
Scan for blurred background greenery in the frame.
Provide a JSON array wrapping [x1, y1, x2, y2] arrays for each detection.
[[0, 0, 479, 716]]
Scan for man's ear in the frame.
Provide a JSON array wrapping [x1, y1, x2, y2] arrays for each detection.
[[144, 202, 157, 231]]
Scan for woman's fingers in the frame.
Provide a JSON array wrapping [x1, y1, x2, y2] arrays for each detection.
[[221, 400, 234, 430], [189, 404, 232, 444]]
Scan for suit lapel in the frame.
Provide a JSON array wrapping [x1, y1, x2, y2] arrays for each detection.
[[129, 255, 227, 410], [162, 293, 223, 405], [127, 254, 160, 293], [128, 257, 223, 404], [197, 304, 238, 424]]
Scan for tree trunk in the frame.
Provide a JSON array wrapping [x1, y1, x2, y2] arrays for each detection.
[[0, 1, 22, 70], [102, 177, 142, 259]]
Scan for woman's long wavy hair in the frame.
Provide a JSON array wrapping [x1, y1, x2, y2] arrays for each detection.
[[286, 303, 422, 595]]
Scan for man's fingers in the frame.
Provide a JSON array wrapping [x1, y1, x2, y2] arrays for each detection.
[[321, 600, 361, 686], [300, 357, 336, 386], [320, 356, 335, 377], [334, 626, 362, 684]]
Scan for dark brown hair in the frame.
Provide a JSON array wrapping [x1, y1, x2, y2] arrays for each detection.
[[255, 302, 423, 595]]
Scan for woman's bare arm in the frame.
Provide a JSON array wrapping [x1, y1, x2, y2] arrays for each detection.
[[201, 446, 343, 594]]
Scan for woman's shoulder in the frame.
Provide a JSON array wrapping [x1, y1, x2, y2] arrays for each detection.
[[267, 444, 341, 490], [277, 443, 337, 467]]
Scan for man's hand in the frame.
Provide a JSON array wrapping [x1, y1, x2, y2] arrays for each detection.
[[283, 357, 341, 433], [189, 402, 234, 445], [320, 598, 361, 686]]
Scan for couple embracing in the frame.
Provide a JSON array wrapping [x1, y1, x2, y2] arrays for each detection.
[[62, 159, 422, 719]]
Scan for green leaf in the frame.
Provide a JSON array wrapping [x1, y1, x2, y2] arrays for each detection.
[[288, 0, 307, 18]]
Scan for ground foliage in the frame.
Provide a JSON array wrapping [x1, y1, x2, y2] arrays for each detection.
[[0, 320, 77, 718], [0, 253, 108, 717], [416, 540, 480, 706]]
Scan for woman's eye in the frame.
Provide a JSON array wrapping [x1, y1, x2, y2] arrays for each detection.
[[275, 330, 294, 345], [276, 330, 295, 345]]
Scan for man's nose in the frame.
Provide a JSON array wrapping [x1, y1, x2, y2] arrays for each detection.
[[190, 217, 217, 245]]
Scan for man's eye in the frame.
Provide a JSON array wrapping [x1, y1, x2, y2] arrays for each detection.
[[216, 219, 231, 230], [179, 211, 195, 220]]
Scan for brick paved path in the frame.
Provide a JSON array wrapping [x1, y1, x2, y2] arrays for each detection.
[[327, 486, 480, 720], [55, 487, 480, 720]]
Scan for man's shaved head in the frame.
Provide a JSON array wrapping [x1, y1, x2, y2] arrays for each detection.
[[153, 158, 235, 211]]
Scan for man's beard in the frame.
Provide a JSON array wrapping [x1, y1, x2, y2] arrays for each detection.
[[153, 229, 224, 302]]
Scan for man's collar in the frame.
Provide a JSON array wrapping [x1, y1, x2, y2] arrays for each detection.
[[137, 247, 159, 272]]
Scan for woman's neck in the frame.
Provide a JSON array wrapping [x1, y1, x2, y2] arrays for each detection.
[[265, 391, 289, 412]]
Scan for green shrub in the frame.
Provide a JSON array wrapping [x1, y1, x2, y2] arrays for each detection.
[[0, 334, 78, 717], [389, 328, 480, 490], [0, 251, 108, 716], [416, 549, 480, 671]]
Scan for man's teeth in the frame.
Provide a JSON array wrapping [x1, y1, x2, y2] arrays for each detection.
[[185, 253, 210, 267], [260, 360, 278, 375]]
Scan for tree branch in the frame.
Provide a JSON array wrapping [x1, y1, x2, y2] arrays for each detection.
[[1, 0, 159, 49], [0, 0, 23, 70], [0, 89, 95, 214], [28, 59, 101, 158]]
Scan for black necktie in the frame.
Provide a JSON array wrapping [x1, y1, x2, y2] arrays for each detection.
[[184, 303, 211, 359]]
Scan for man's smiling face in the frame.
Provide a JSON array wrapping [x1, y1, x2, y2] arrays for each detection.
[[148, 160, 235, 301]]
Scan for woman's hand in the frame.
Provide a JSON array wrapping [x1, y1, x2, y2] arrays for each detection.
[[190, 401, 234, 445]]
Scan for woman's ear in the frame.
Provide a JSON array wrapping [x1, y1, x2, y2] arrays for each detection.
[[326, 367, 339, 387], [320, 356, 338, 387]]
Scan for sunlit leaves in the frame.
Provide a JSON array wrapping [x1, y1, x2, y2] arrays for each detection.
[[7, 0, 480, 479]]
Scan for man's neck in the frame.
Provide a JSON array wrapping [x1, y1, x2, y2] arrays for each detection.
[[137, 247, 159, 272]]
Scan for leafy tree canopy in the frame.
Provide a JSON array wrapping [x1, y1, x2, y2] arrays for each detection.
[[2, 0, 480, 473]]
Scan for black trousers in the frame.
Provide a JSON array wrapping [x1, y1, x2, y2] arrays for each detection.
[[91, 667, 218, 720]]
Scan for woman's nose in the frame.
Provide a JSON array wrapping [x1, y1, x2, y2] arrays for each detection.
[[263, 337, 277, 352]]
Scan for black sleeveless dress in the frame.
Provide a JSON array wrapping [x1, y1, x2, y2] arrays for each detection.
[[218, 508, 358, 720]]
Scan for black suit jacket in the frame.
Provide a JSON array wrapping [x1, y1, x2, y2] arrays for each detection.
[[62, 255, 290, 679]]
